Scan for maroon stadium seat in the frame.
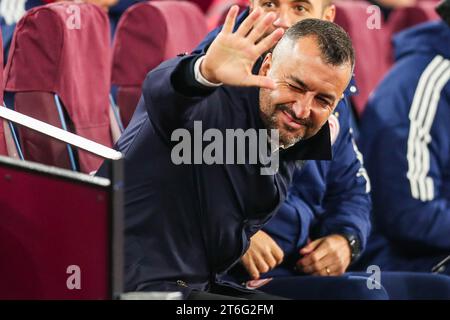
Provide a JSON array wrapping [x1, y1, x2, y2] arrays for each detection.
[[388, 1, 440, 35], [0, 153, 123, 299], [334, 0, 392, 117], [0, 26, 20, 159], [112, 1, 208, 127], [4, 2, 114, 173], [190, 0, 214, 12], [206, 0, 248, 31], [0, 26, 7, 156], [334, 0, 440, 117]]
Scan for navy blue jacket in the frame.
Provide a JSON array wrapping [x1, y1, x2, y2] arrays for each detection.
[[100, 55, 332, 295], [357, 21, 450, 273], [264, 101, 371, 273], [194, 8, 371, 276]]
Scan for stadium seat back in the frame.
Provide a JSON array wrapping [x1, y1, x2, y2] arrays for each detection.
[[4, 2, 113, 173], [112, 1, 208, 127], [206, 0, 248, 31], [0, 155, 123, 299], [334, 0, 441, 117], [335, 0, 392, 117], [388, 1, 441, 35], [0, 26, 7, 156], [0, 25, 20, 159]]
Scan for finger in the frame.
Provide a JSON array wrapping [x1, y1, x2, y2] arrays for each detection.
[[300, 254, 335, 274], [222, 5, 240, 34], [235, 7, 262, 37], [299, 238, 323, 255], [272, 244, 284, 265], [261, 250, 278, 270], [253, 254, 271, 275], [242, 256, 260, 280], [313, 265, 337, 277], [247, 12, 277, 43], [297, 246, 328, 268], [307, 241, 333, 264], [255, 28, 284, 55], [241, 74, 275, 89], [312, 267, 330, 276], [312, 269, 325, 276]]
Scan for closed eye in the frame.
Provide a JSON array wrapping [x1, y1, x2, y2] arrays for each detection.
[[287, 83, 306, 93], [316, 96, 332, 108]]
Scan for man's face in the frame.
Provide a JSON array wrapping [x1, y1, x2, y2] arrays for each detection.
[[250, 0, 335, 36], [259, 36, 351, 147]]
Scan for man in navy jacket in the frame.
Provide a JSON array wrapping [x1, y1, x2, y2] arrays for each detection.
[[356, 0, 450, 275], [100, 9, 355, 299], [194, 0, 371, 284]]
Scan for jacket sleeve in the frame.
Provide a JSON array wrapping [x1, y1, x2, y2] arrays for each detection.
[[141, 54, 217, 141], [313, 99, 372, 252], [263, 191, 315, 258], [361, 83, 450, 251]]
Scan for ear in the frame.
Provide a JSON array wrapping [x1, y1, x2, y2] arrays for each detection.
[[323, 4, 336, 22], [259, 53, 272, 76]]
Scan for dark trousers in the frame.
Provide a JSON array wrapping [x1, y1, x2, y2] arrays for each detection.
[[257, 272, 450, 300], [187, 283, 289, 300], [260, 274, 389, 300]]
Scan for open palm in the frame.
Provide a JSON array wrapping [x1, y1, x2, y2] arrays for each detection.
[[201, 6, 284, 89]]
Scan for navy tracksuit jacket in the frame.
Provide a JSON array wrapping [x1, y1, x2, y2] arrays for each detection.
[[356, 21, 450, 274]]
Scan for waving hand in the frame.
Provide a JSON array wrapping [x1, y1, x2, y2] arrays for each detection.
[[200, 6, 284, 89]]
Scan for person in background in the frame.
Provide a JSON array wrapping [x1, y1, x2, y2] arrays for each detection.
[[355, 0, 450, 276]]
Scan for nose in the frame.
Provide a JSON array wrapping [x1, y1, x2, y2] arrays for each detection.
[[273, 8, 290, 30], [292, 96, 312, 119]]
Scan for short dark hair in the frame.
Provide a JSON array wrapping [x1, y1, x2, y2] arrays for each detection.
[[281, 18, 355, 70]]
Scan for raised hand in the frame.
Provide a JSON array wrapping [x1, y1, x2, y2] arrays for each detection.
[[200, 5, 284, 89]]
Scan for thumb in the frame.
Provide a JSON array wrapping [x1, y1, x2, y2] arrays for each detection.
[[299, 238, 322, 255], [242, 75, 275, 90]]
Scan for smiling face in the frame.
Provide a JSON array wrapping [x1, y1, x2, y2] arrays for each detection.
[[259, 36, 351, 147], [250, 0, 336, 36]]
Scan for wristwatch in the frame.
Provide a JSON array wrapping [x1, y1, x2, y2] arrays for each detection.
[[341, 233, 361, 264]]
